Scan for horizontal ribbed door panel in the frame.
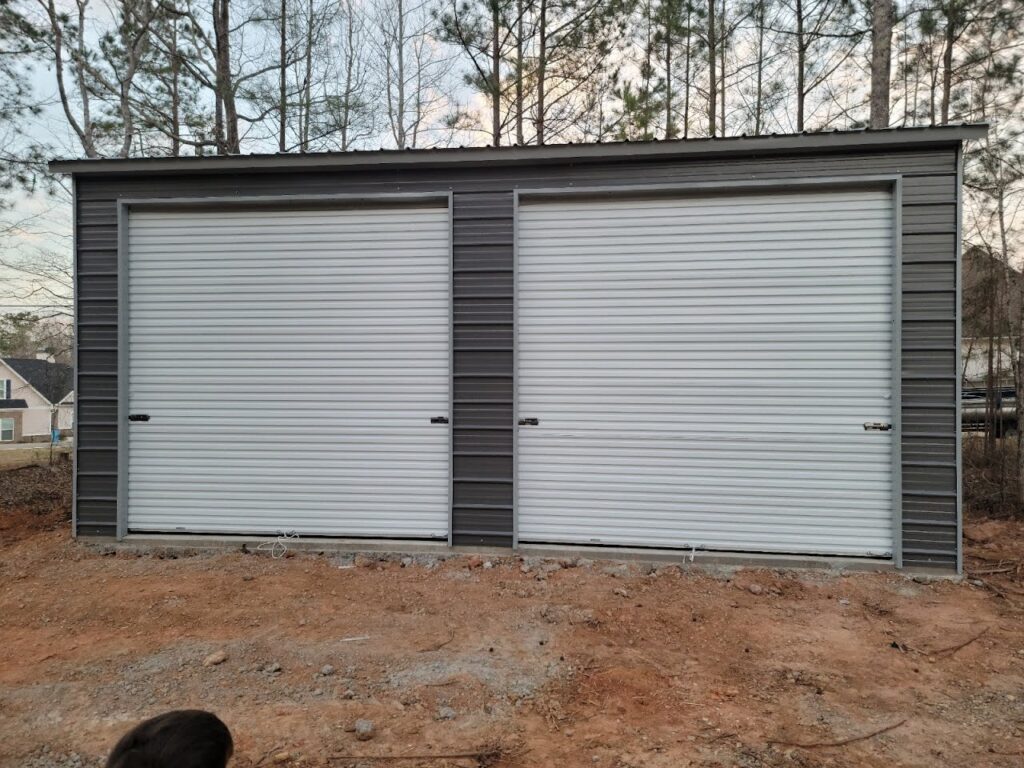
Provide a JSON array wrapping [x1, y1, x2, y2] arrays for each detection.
[[516, 189, 894, 556], [126, 205, 451, 537]]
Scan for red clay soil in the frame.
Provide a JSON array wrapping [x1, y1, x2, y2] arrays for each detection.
[[0, 461, 71, 545], [2, 471, 1023, 767]]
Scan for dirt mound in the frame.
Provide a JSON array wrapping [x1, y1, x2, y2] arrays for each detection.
[[0, 461, 72, 544]]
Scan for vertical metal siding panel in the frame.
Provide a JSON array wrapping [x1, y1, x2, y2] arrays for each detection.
[[517, 190, 896, 556], [74, 183, 119, 536], [900, 170, 959, 569], [452, 192, 514, 545], [123, 206, 451, 537]]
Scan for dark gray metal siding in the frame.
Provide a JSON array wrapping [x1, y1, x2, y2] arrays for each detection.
[[72, 144, 961, 566]]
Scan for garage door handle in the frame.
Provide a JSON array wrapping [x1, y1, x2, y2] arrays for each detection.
[[128, 414, 150, 422], [430, 416, 449, 424], [518, 417, 539, 426], [863, 422, 891, 431]]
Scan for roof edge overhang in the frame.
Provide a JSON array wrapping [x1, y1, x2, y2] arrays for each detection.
[[49, 124, 988, 176]]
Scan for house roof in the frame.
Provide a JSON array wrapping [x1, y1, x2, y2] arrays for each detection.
[[3, 358, 73, 404], [48, 124, 988, 176], [0, 399, 28, 409]]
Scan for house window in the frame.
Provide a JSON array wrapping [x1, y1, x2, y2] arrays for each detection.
[[0, 379, 9, 399], [0, 418, 13, 442]]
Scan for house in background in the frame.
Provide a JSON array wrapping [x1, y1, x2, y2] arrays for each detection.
[[0, 355, 74, 443], [0, 399, 29, 442]]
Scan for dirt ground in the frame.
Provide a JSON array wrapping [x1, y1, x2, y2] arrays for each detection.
[[2, 466, 1024, 767]]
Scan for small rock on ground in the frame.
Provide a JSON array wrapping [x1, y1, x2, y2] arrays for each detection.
[[437, 706, 457, 720], [202, 650, 228, 667], [354, 719, 375, 740]]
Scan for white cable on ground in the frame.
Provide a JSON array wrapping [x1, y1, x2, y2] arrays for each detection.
[[256, 531, 299, 559]]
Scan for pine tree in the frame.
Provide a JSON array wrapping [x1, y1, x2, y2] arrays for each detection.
[[0, 0, 45, 200], [437, 0, 517, 145]]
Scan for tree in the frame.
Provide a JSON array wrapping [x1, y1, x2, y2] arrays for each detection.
[[0, 312, 72, 360], [524, 0, 630, 144], [652, 0, 692, 138], [437, 0, 516, 145], [773, 0, 865, 131], [738, 0, 786, 134], [608, 79, 662, 139], [0, 312, 40, 358], [134, 4, 212, 155], [319, 0, 379, 149], [0, 0, 45, 190], [707, 0, 716, 133], [869, 0, 892, 127], [35, 0, 165, 158], [376, 0, 455, 148]]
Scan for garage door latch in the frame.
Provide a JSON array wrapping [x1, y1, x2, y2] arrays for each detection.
[[128, 414, 150, 422], [430, 416, 449, 424], [518, 417, 539, 426], [863, 422, 892, 431]]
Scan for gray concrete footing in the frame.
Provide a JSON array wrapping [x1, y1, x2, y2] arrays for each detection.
[[78, 533, 918, 576]]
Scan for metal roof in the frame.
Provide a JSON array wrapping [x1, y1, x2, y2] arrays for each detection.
[[49, 124, 987, 176]]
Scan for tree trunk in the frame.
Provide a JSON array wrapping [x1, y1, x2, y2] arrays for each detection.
[[900, 28, 909, 125], [214, 91, 224, 153], [707, 0, 716, 136], [301, 0, 313, 150], [515, 0, 524, 144], [491, 1, 501, 146], [74, 0, 96, 155], [665, 22, 673, 138], [279, 0, 287, 152], [986, 259, 997, 455], [170, 21, 181, 156], [940, 9, 955, 124], [341, 0, 355, 149], [795, 0, 805, 131], [50, 0, 98, 157], [214, 0, 239, 153], [869, 0, 892, 128], [718, 0, 725, 135], [396, 0, 406, 149], [754, 0, 764, 134], [928, 51, 937, 125], [536, 0, 547, 145], [683, 3, 690, 138]]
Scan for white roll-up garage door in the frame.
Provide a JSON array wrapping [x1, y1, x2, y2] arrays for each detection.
[[125, 204, 451, 537], [517, 188, 895, 557]]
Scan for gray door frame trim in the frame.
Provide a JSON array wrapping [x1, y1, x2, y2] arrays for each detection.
[[115, 192, 454, 541], [513, 175, 903, 562]]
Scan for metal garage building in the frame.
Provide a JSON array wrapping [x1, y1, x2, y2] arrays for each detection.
[[51, 124, 984, 571]]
